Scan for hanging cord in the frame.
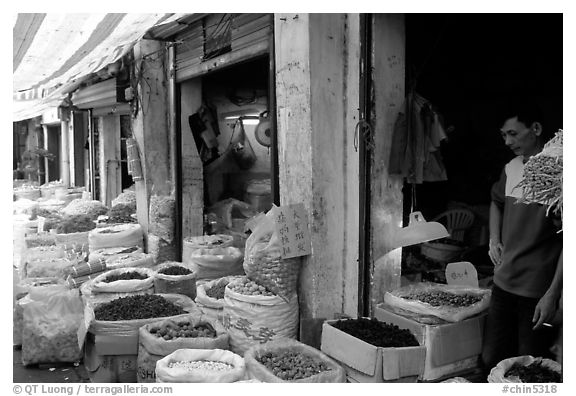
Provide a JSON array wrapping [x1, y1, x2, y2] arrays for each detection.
[[353, 120, 375, 152]]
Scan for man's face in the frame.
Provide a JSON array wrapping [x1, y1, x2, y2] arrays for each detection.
[[500, 116, 541, 159]]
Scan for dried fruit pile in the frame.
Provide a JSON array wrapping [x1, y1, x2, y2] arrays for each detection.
[[256, 350, 330, 381], [331, 318, 419, 348], [104, 204, 137, 224], [205, 283, 227, 300], [404, 290, 482, 307], [158, 266, 193, 276], [149, 322, 216, 340], [228, 277, 275, 296], [505, 361, 562, 383], [103, 271, 149, 283], [167, 360, 234, 371], [94, 295, 185, 321], [55, 214, 97, 234]]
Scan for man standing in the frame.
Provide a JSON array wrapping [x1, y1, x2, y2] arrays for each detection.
[[482, 103, 563, 373]]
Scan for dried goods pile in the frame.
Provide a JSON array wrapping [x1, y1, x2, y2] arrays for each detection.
[[331, 318, 419, 348], [55, 215, 96, 234], [228, 277, 275, 296], [167, 360, 234, 371], [104, 204, 137, 224], [94, 295, 185, 321], [505, 361, 562, 383], [158, 266, 193, 276], [62, 199, 109, 220], [22, 317, 82, 365], [103, 271, 149, 283], [404, 290, 482, 307], [150, 322, 216, 340], [256, 350, 331, 381], [205, 283, 227, 300]]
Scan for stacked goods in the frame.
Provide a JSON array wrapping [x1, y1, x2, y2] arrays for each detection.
[[23, 257, 77, 279], [223, 276, 299, 356], [153, 262, 197, 299], [137, 314, 229, 383], [62, 199, 109, 220], [244, 338, 346, 383], [196, 276, 242, 323], [88, 224, 143, 251], [111, 191, 137, 211], [54, 214, 96, 253], [516, 130, 563, 221], [188, 246, 244, 281], [330, 318, 420, 348], [488, 356, 562, 383], [20, 285, 83, 366], [69, 260, 108, 278], [155, 349, 246, 383], [384, 282, 491, 322], [243, 209, 300, 301], [182, 234, 234, 265]]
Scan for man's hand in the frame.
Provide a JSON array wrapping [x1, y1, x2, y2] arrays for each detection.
[[532, 292, 559, 330], [488, 239, 503, 267]]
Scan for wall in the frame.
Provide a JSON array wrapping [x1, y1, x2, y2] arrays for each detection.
[[275, 13, 360, 347]]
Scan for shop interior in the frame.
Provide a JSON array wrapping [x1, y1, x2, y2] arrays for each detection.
[[400, 14, 563, 285]]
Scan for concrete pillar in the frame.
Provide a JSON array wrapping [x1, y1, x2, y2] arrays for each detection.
[[99, 115, 121, 206], [275, 13, 360, 347], [60, 118, 70, 187], [42, 124, 49, 183]]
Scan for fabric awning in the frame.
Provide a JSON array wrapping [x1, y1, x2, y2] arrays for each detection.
[[13, 13, 189, 121]]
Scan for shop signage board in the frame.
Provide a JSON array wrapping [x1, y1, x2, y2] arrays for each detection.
[[272, 204, 311, 259]]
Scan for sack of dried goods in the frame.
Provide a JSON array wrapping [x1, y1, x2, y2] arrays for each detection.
[[85, 267, 155, 295], [24, 232, 57, 248], [384, 282, 491, 322], [111, 191, 137, 210], [21, 285, 83, 366], [244, 338, 346, 383], [155, 348, 246, 383], [488, 356, 562, 383], [24, 245, 65, 263], [137, 314, 229, 383], [329, 317, 420, 348], [88, 223, 143, 251], [106, 252, 155, 270], [196, 276, 242, 324], [243, 210, 301, 300], [153, 262, 197, 299], [23, 257, 77, 279], [188, 246, 244, 281], [67, 271, 107, 289], [223, 277, 299, 356], [102, 204, 137, 224], [62, 199, 109, 220], [182, 234, 234, 266], [89, 246, 143, 264]]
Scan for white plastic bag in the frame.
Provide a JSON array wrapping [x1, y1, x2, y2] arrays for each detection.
[[223, 279, 299, 356], [24, 257, 76, 279], [195, 276, 240, 324], [87, 267, 156, 294], [488, 355, 562, 383], [182, 234, 234, 266], [153, 262, 197, 299], [21, 285, 83, 365], [189, 246, 244, 280], [155, 348, 246, 383], [383, 282, 491, 322], [88, 224, 143, 251], [105, 252, 155, 270]]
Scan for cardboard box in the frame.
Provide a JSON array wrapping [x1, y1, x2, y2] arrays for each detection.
[[320, 319, 426, 383], [374, 303, 486, 381], [84, 332, 139, 383]]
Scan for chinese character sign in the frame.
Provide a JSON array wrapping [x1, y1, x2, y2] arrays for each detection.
[[273, 204, 311, 259]]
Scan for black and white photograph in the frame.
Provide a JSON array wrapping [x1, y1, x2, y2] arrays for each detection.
[[6, 5, 570, 393]]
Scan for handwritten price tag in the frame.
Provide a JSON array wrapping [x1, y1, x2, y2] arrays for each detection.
[[273, 204, 311, 259], [445, 262, 478, 288]]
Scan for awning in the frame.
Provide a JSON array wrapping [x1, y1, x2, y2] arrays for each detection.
[[13, 13, 189, 121]]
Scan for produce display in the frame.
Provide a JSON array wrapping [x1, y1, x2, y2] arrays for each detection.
[[228, 277, 275, 296], [111, 191, 137, 210], [104, 204, 137, 224], [404, 290, 483, 307], [505, 361, 562, 383], [102, 271, 149, 283], [149, 322, 216, 340], [330, 318, 419, 348], [22, 317, 82, 365], [62, 199, 109, 220], [94, 295, 185, 321], [256, 350, 331, 381], [167, 360, 234, 371], [158, 265, 193, 276], [55, 214, 96, 234], [205, 282, 227, 300], [25, 234, 56, 248]]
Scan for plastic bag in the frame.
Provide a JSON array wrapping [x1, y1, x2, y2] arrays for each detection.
[[189, 246, 244, 281], [182, 234, 234, 266], [137, 314, 229, 383], [55, 231, 89, 253], [488, 355, 562, 383], [21, 285, 83, 365], [223, 279, 299, 356], [24, 257, 77, 279], [195, 276, 240, 324], [155, 348, 246, 383], [88, 224, 143, 251], [89, 246, 143, 264], [244, 338, 346, 383], [243, 210, 301, 300], [106, 252, 155, 270], [383, 282, 491, 322], [87, 267, 156, 294], [153, 262, 197, 299]]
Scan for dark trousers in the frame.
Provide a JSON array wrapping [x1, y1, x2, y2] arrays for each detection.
[[481, 285, 558, 374]]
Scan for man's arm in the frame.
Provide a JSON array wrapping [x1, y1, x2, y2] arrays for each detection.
[[489, 201, 504, 266], [533, 249, 563, 330]]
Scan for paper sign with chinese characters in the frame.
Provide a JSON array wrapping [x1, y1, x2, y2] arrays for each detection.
[[273, 204, 311, 259], [445, 261, 479, 288]]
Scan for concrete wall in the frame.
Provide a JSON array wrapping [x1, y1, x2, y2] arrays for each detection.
[[99, 115, 121, 206], [275, 13, 360, 347]]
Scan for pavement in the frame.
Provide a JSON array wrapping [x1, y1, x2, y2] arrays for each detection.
[[13, 347, 91, 383]]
